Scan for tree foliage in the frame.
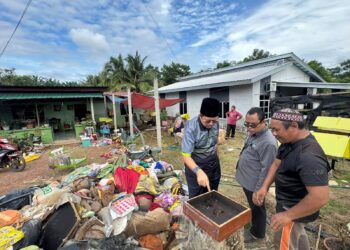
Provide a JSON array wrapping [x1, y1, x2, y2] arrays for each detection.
[[161, 62, 191, 86], [307, 60, 334, 82], [0, 68, 79, 86], [216, 60, 235, 69], [241, 49, 271, 63], [328, 59, 350, 83]]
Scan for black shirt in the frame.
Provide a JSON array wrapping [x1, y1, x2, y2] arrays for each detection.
[[275, 134, 329, 223]]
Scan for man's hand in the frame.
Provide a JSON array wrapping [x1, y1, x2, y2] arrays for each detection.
[[253, 187, 267, 206], [270, 211, 292, 231], [197, 169, 210, 190]]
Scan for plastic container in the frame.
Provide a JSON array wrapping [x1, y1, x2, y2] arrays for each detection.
[[82, 138, 92, 148]]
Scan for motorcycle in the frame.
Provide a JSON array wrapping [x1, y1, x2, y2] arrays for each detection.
[[0, 137, 26, 172]]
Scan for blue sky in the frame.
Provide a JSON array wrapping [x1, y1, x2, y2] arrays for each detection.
[[0, 0, 349, 82]]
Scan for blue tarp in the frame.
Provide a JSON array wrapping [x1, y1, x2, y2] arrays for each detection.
[[107, 95, 127, 103]]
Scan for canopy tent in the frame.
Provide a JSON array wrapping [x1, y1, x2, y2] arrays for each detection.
[[121, 92, 183, 111]]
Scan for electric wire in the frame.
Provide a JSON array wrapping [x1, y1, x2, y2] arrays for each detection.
[[140, 2, 177, 61], [0, 0, 32, 59]]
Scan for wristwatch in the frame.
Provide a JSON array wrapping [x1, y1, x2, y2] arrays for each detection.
[[193, 166, 200, 175]]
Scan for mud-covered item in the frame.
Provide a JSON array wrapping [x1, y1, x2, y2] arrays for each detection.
[[183, 190, 251, 241], [40, 202, 80, 250], [13, 219, 42, 250], [32, 182, 70, 206], [72, 177, 91, 192], [124, 208, 170, 237], [59, 234, 139, 250], [0, 187, 37, 211], [97, 182, 115, 207], [134, 175, 159, 195], [74, 217, 105, 240], [80, 199, 102, 213], [139, 234, 164, 250], [0, 209, 22, 227], [135, 194, 153, 212]]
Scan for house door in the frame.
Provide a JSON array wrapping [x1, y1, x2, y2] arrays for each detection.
[[74, 104, 87, 122]]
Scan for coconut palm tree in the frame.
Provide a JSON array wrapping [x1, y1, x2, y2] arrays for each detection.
[[124, 51, 147, 93]]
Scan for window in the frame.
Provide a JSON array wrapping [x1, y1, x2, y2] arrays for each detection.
[[179, 91, 187, 114], [222, 102, 230, 118], [210, 87, 229, 118], [259, 95, 270, 118], [180, 102, 187, 114]]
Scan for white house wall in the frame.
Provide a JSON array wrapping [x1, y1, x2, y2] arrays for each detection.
[[187, 89, 209, 119], [271, 64, 310, 82], [229, 84, 253, 124], [164, 92, 179, 117]]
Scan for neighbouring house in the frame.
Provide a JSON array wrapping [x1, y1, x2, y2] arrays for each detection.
[[0, 85, 112, 143], [157, 52, 349, 128]]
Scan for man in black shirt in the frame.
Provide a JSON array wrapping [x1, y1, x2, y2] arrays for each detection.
[[253, 108, 329, 250]]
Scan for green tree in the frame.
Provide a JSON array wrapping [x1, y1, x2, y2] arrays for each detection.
[[329, 59, 350, 83], [161, 62, 191, 85], [103, 51, 148, 92], [124, 51, 147, 93], [103, 54, 129, 89], [216, 60, 235, 69], [241, 49, 271, 63], [308, 60, 334, 82]]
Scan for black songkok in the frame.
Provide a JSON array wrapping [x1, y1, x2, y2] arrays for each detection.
[[200, 97, 220, 118]]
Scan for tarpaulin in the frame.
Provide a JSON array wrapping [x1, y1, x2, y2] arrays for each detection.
[[122, 92, 183, 111]]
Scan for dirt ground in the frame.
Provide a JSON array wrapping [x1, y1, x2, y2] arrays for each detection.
[[1, 129, 349, 249]]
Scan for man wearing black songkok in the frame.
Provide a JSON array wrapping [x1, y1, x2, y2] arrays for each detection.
[[181, 97, 221, 198]]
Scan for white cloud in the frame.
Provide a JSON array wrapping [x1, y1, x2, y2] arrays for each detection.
[[223, 0, 350, 67], [0, 0, 349, 81], [69, 28, 110, 55]]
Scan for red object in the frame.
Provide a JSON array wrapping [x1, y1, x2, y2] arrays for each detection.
[[114, 167, 140, 194], [149, 202, 163, 211], [135, 194, 153, 204], [122, 92, 183, 111]]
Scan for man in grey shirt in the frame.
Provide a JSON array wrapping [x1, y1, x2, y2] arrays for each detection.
[[236, 107, 277, 242]]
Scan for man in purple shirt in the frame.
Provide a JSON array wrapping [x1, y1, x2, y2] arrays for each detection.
[[225, 105, 242, 139]]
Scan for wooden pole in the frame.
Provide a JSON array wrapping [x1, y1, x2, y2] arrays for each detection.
[[127, 88, 134, 136], [90, 98, 95, 122], [35, 103, 40, 127], [103, 94, 108, 116], [154, 78, 162, 149], [112, 94, 117, 131]]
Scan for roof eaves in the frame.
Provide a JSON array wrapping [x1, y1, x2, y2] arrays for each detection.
[[289, 54, 326, 82], [178, 52, 295, 81], [158, 80, 251, 94]]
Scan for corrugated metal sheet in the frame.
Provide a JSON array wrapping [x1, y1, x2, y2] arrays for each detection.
[[0, 92, 103, 100], [158, 64, 287, 93]]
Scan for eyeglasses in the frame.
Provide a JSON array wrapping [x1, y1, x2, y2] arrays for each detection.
[[244, 122, 260, 128]]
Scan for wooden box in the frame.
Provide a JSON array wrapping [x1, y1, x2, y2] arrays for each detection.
[[183, 190, 251, 241]]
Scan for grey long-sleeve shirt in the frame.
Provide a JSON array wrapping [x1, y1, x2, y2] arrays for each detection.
[[236, 128, 277, 192]]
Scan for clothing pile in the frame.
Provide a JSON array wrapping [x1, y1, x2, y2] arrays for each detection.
[[0, 150, 189, 250]]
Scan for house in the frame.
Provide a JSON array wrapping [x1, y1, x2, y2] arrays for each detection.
[[0, 85, 111, 143], [158, 52, 339, 127]]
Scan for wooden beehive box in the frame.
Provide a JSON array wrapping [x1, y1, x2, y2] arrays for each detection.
[[183, 190, 251, 241]]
